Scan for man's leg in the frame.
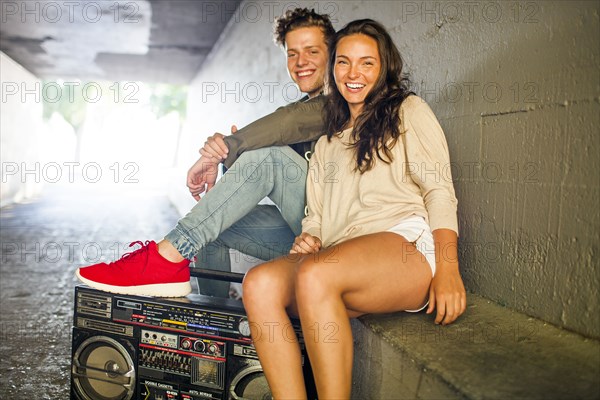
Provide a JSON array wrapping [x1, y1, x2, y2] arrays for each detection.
[[165, 146, 307, 260], [76, 146, 306, 297], [195, 205, 295, 297]]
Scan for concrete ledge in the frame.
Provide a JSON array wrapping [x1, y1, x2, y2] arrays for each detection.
[[351, 294, 600, 399]]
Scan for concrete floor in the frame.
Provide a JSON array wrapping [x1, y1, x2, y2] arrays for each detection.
[[0, 185, 181, 399]]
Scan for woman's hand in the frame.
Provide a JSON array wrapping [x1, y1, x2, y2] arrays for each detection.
[[426, 264, 466, 325], [290, 233, 322, 254], [426, 228, 466, 325]]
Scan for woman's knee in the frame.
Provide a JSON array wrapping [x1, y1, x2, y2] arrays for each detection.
[[242, 264, 290, 310], [242, 267, 269, 304], [295, 258, 334, 302]]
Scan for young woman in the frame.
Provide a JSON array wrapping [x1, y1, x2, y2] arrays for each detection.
[[242, 19, 466, 399]]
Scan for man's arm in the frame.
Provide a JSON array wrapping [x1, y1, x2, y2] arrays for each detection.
[[222, 96, 326, 168]]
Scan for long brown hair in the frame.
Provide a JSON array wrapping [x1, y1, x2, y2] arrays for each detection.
[[324, 19, 412, 173]]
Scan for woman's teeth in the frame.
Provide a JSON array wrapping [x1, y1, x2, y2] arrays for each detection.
[[347, 83, 365, 89]]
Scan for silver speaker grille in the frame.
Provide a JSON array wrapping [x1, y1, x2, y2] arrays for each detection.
[[72, 335, 135, 400]]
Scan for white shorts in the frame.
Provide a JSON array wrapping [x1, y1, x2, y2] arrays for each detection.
[[386, 215, 435, 312]]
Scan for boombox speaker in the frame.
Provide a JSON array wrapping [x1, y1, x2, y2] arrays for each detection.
[[71, 328, 137, 399], [71, 269, 316, 400]]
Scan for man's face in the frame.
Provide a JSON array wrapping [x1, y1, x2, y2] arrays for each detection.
[[285, 26, 328, 98]]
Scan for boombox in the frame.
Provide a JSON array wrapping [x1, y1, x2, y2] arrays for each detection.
[[70, 284, 316, 399]]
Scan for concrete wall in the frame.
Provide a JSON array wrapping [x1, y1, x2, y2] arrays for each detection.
[[179, 1, 599, 338], [0, 52, 45, 207]]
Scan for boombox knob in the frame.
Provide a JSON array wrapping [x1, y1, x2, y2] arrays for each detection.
[[181, 338, 192, 350], [194, 340, 206, 353], [238, 318, 251, 337], [208, 343, 220, 355]]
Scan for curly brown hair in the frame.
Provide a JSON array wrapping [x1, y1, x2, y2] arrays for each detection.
[[273, 8, 335, 48]]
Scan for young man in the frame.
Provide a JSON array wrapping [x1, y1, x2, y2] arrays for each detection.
[[76, 8, 334, 297]]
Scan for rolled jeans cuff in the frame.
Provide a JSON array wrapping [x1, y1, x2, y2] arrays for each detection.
[[164, 228, 198, 260]]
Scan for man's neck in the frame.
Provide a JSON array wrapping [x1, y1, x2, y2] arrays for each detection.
[[307, 89, 324, 99]]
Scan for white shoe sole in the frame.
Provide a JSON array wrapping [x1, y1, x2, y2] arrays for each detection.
[[75, 269, 192, 297]]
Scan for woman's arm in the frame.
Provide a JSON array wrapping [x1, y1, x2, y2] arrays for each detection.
[[299, 138, 327, 244], [402, 97, 465, 324], [427, 228, 466, 325], [403, 96, 458, 233]]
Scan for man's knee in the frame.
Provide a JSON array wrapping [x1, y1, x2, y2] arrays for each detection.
[[237, 146, 273, 164], [224, 147, 276, 184]]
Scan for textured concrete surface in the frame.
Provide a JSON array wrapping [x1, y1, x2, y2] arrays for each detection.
[[352, 295, 600, 399], [0, 186, 181, 399], [0, 0, 242, 83]]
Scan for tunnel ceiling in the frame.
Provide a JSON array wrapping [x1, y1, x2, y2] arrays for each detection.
[[0, 0, 242, 84]]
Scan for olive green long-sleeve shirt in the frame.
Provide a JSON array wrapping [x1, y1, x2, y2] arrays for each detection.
[[222, 96, 326, 168]]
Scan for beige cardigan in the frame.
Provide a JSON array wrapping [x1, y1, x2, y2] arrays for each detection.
[[302, 95, 458, 248]]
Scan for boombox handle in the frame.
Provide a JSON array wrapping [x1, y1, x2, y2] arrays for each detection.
[[189, 268, 245, 283]]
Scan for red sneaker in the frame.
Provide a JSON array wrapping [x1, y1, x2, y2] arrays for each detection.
[[75, 241, 191, 297]]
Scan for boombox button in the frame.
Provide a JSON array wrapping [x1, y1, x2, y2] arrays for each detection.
[[161, 335, 167, 342]]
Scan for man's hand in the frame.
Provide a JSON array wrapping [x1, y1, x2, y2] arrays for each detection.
[[186, 156, 220, 201], [199, 125, 237, 161], [290, 233, 322, 254]]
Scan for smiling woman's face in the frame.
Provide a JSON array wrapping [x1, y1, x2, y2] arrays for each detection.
[[334, 34, 381, 121]]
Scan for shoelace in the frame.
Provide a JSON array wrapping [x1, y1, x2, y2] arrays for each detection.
[[115, 241, 151, 271]]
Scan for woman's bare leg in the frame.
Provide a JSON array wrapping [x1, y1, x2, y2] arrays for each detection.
[[242, 255, 307, 398], [295, 232, 433, 398]]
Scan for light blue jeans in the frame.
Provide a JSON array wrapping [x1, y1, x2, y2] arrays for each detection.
[[165, 146, 308, 296], [195, 205, 296, 296]]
